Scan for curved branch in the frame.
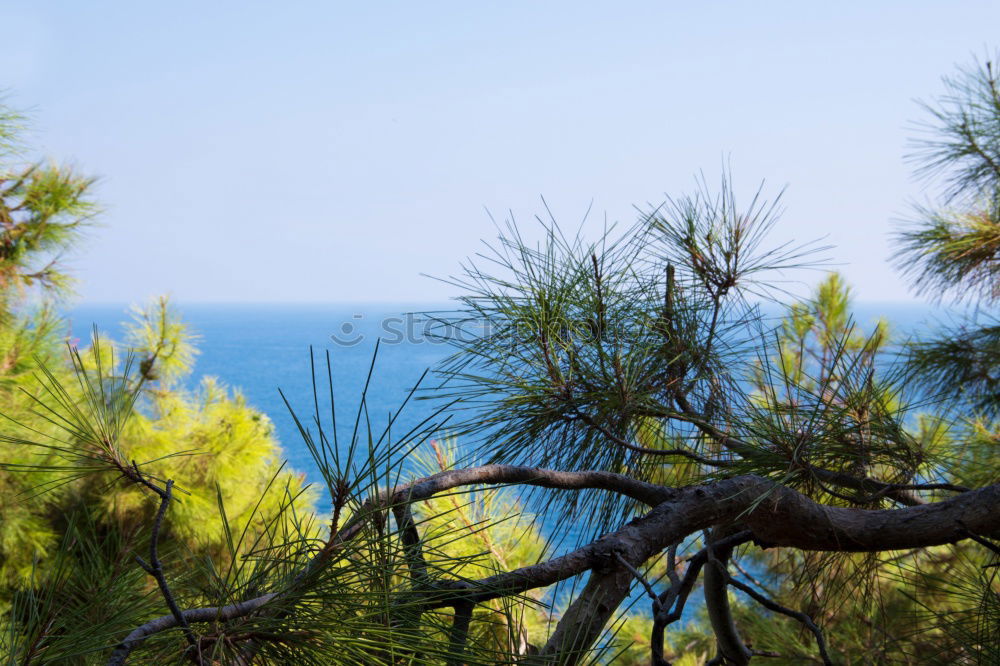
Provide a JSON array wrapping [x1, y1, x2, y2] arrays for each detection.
[[417, 476, 1000, 607], [651, 531, 754, 666], [570, 410, 734, 466], [384, 463, 675, 508], [108, 473, 1000, 663], [727, 577, 833, 666], [107, 465, 671, 663], [107, 594, 278, 666]]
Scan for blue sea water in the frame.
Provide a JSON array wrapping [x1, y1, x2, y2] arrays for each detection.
[[67, 303, 456, 478], [65, 301, 958, 626], [67, 301, 954, 484]]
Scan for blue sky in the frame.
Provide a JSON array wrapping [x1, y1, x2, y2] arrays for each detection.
[[3, 1, 998, 304]]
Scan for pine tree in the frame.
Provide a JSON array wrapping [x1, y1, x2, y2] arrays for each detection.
[[0, 54, 998, 666], [0, 104, 317, 644], [895, 53, 1000, 418]]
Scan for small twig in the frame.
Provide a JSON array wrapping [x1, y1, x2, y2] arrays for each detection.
[[591, 253, 606, 339], [570, 411, 733, 466], [649, 532, 754, 666], [330, 479, 349, 536], [957, 520, 1000, 557], [647, 544, 681, 666], [614, 552, 661, 612], [665, 543, 680, 588], [727, 576, 833, 666], [664, 263, 675, 330], [133, 479, 200, 661], [731, 557, 777, 599]]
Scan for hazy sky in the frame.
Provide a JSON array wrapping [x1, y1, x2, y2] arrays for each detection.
[[3, 1, 998, 304]]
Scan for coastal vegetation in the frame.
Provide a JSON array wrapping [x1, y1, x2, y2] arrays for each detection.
[[0, 54, 997, 664]]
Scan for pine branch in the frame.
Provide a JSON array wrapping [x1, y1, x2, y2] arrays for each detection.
[[130, 477, 200, 663], [106, 470, 1000, 664], [726, 576, 833, 666]]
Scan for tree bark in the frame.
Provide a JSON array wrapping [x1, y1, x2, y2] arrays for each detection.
[[702, 526, 751, 665], [108, 471, 1000, 665], [536, 565, 633, 665]]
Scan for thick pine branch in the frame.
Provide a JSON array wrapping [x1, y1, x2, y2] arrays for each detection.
[[106, 468, 1000, 664]]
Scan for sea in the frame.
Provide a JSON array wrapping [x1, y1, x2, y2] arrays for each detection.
[[67, 301, 956, 482], [67, 303, 458, 477], [64, 301, 964, 624]]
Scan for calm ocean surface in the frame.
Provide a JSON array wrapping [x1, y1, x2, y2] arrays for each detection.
[[67, 302, 953, 485]]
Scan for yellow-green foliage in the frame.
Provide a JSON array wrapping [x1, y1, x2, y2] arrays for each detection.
[[125, 295, 199, 386], [0, 297, 316, 587], [106, 376, 316, 552], [765, 271, 889, 393], [411, 439, 552, 656], [0, 314, 80, 583], [102, 300, 316, 556]]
